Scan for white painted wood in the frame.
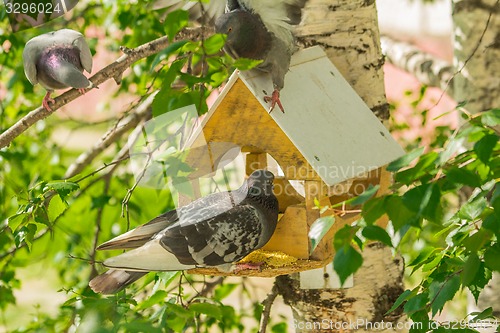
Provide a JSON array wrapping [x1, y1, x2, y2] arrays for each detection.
[[240, 46, 405, 186], [300, 264, 354, 289]]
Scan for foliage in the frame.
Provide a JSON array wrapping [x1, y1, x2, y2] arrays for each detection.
[[0, 1, 282, 332], [313, 107, 500, 332], [1, 0, 499, 332]]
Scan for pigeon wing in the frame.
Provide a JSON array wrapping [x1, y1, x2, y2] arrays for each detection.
[[97, 210, 179, 250], [160, 202, 267, 266], [22, 36, 43, 85], [73, 34, 92, 73]]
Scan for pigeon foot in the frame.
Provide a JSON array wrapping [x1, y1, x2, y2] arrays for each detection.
[[264, 89, 285, 113], [42, 92, 55, 110], [233, 262, 264, 273]]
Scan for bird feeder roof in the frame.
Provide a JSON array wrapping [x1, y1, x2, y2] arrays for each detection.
[[186, 46, 404, 186]]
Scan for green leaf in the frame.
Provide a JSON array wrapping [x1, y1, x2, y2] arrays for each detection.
[[462, 229, 492, 252], [361, 225, 393, 247], [90, 195, 111, 210], [386, 196, 419, 231], [362, 197, 386, 225], [189, 302, 223, 320], [164, 9, 189, 41], [13, 223, 37, 251], [395, 152, 439, 184], [7, 213, 27, 231], [43, 181, 79, 201], [404, 292, 428, 314], [308, 216, 335, 254], [429, 275, 461, 316], [483, 214, 500, 234], [444, 167, 482, 187], [474, 134, 498, 164], [150, 40, 189, 70], [349, 185, 380, 206], [484, 245, 500, 271], [386, 147, 425, 172], [421, 252, 444, 273], [271, 322, 288, 333], [458, 196, 487, 220], [402, 183, 442, 223], [333, 225, 360, 250], [203, 33, 226, 55], [438, 137, 464, 166], [461, 253, 480, 286], [470, 307, 494, 321], [232, 57, 263, 71], [333, 245, 363, 285], [136, 290, 168, 310], [386, 289, 413, 314], [214, 283, 238, 301], [48, 195, 67, 222], [481, 108, 500, 127]]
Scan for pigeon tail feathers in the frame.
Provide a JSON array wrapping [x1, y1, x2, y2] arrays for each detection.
[[103, 239, 196, 271], [89, 270, 147, 294]]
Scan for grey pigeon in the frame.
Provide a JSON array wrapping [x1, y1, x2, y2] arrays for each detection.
[[89, 170, 278, 294], [215, 0, 307, 113], [23, 28, 93, 111]]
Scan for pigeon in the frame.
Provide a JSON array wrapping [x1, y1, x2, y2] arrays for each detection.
[[89, 170, 279, 294], [215, 0, 307, 113], [22, 28, 93, 111]]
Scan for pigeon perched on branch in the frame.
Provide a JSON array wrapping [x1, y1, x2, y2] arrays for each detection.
[[216, 0, 307, 113], [22, 28, 93, 111], [89, 170, 279, 294]]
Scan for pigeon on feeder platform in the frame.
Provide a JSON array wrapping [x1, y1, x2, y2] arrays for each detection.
[[215, 0, 307, 113], [89, 170, 279, 294], [22, 28, 93, 111]]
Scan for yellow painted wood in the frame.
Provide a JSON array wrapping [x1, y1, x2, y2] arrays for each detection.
[[184, 79, 321, 182], [262, 205, 309, 259], [273, 177, 304, 213], [245, 152, 268, 175]]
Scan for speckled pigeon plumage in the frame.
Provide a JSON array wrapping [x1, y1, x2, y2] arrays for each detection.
[[89, 170, 279, 294], [216, 0, 307, 113], [22, 28, 93, 110]]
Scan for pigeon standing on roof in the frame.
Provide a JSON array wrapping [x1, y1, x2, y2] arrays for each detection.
[[89, 170, 279, 294], [22, 28, 93, 111], [215, 0, 307, 113]]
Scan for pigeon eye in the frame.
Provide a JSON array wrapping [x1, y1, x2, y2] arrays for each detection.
[[227, 27, 233, 33]]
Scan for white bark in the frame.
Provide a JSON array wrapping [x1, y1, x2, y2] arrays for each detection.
[[380, 35, 455, 93], [296, 0, 389, 120], [452, 0, 500, 114], [276, 1, 407, 331], [277, 244, 406, 333]]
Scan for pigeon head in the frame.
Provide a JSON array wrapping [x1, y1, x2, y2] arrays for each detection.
[[215, 9, 272, 60], [246, 170, 275, 197]]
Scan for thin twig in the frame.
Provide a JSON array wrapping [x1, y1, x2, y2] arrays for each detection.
[[0, 35, 169, 149], [64, 92, 156, 179], [188, 276, 225, 303], [258, 283, 279, 333]]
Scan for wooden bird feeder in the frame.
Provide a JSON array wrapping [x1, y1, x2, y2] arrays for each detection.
[[178, 46, 404, 277]]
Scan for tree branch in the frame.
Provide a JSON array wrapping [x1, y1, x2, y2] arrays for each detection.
[[380, 35, 455, 93], [63, 92, 156, 179], [0, 35, 170, 149], [258, 283, 279, 333]]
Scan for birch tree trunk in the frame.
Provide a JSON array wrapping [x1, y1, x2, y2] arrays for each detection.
[[276, 1, 407, 332], [452, 0, 500, 115]]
